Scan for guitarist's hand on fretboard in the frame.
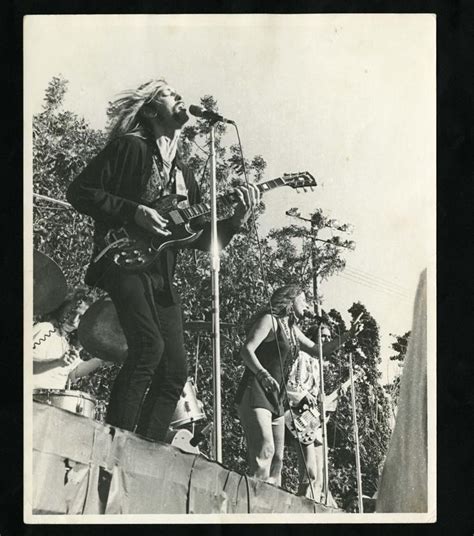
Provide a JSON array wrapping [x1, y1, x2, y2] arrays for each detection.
[[230, 184, 261, 229], [303, 393, 318, 409]]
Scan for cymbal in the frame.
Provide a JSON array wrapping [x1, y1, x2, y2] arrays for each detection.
[[33, 250, 68, 315], [184, 320, 236, 332], [78, 298, 127, 364]]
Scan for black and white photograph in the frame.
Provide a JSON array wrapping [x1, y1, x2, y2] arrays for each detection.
[[24, 14, 436, 523]]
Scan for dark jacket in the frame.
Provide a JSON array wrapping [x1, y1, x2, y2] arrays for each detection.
[[66, 133, 238, 301]]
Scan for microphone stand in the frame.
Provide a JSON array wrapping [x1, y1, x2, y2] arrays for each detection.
[[209, 122, 222, 462], [310, 221, 329, 505], [314, 271, 330, 505]]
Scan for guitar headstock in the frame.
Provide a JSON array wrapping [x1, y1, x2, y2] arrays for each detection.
[[282, 172, 317, 191]]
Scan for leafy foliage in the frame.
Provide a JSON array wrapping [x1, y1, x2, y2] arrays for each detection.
[[33, 76, 107, 288], [389, 331, 411, 362], [269, 208, 355, 291], [384, 331, 411, 414], [32, 76, 392, 510]]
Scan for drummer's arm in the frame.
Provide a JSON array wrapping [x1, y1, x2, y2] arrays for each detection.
[[69, 358, 105, 383], [33, 359, 64, 374]]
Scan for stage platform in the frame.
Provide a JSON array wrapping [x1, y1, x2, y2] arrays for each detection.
[[30, 401, 340, 516]]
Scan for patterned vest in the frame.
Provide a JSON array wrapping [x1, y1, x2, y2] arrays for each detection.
[[141, 153, 188, 208]]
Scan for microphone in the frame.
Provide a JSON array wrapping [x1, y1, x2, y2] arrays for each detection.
[[303, 310, 324, 323], [188, 105, 235, 125]]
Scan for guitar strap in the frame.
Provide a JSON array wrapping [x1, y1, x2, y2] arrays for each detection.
[[278, 317, 300, 384], [174, 168, 189, 208]]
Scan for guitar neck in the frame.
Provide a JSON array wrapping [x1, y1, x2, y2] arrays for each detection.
[[178, 176, 289, 221]]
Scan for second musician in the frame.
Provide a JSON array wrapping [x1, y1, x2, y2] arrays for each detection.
[[235, 284, 324, 486]]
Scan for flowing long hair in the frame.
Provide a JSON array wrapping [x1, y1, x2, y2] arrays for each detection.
[[245, 284, 304, 333], [43, 288, 89, 326], [106, 79, 169, 141]]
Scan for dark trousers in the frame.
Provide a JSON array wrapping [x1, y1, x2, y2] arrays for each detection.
[[104, 269, 187, 441]]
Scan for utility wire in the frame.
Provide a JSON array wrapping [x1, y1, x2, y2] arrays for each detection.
[[345, 271, 411, 298], [336, 271, 411, 299], [346, 264, 410, 293], [343, 267, 411, 294], [336, 273, 412, 302], [343, 269, 411, 298]]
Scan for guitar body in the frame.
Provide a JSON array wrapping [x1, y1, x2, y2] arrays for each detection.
[[95, 172, 317, 273], [285, 374, 360, 445], [101, 194, 204, 272], [285, 404, 323, 446]]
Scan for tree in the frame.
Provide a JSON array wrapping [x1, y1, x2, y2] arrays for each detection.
[[384, 331, 411, 413], [33, 76, 119, 412], [389, 331, 411, 363], [33, 75, 107, 288], [270, 208, 355, 290]]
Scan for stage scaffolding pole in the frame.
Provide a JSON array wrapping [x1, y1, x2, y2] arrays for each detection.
[[349, 350, 364, 512]]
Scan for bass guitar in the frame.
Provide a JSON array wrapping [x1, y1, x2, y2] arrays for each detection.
[[285, 373, 360, 446], [95, 172, 317, 272]]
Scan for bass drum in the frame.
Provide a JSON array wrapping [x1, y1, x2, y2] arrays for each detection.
[[33, 389, 97, 419], [170, 378, 206, 428]]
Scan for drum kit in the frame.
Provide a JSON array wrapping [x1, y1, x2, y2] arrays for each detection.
[[33, 389, 97, 419], [32, 250, 233, 451]]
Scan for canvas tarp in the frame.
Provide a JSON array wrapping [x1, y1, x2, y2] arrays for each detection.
[[31, 402, 338, 515]]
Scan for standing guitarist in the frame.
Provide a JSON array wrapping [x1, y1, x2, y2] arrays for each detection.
[[67, 79, 259, 442], [285, 320, 363, 503]]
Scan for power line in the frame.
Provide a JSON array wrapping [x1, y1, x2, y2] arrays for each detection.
[[346, 264, 410, 293], [345, 269, 411, 296], [344, 268, 411, 298], [342, 268, 412, 297], [344, 272, 411, 298], [339, 271, 411, 299], [336, 273, 412, 303], [341, 275, 411, 304]]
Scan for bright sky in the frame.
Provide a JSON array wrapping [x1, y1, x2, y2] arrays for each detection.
[[24, 14, 436, 383]]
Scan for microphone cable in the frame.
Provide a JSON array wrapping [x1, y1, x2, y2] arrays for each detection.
[[32, 325, 57, 349]]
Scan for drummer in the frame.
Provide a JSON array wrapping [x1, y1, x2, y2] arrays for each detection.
[[33, 289, 106, 390]]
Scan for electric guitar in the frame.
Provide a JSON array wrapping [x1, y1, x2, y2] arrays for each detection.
[[285, 373, 360, 446], [95, 172, 317, 272]]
